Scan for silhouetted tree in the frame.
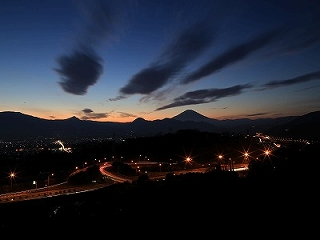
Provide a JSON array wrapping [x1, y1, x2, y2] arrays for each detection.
[[137, 173, 149, 185]]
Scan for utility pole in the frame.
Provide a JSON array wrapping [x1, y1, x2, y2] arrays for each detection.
[[229, 158, 233, 171]]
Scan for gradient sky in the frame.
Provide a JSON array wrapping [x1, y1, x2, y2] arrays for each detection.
[[1, 0, 320, 122]]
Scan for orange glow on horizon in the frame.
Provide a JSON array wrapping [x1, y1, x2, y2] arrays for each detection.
[[27, 111, 171, 123]]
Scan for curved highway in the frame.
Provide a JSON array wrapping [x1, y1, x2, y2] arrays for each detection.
[[0, 161, 248, 204]]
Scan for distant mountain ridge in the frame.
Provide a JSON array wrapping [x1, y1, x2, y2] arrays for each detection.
[[0, 110, 319, 141]]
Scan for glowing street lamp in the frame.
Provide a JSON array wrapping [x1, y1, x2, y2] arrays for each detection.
[[10, 172, 15, 187], [218, 154, 223, 170], [242, 151, 250, 164], [185, 157, 192, 169], [262, 149, 272, 160]]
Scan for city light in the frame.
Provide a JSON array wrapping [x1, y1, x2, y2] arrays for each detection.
[[55, 140, 72, 153]]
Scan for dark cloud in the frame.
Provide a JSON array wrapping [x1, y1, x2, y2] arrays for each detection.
[[80, 109, 137, 120], [55, 0, 126, 95], [181, 28, 282, 84], [259, 70, 320, 90], [80, 108, 110, 120], [82, 108, 94, 114], [295, 85, 320, 92], [55, 49, 103, 95], [81, 113, 108, 120], [139, 88, 172, 103], [119, 66, 175, 95], [246, 112, 269, 117], [117, 21, 215, 97], [118, 112, 137, 118], [109, 95, 127, 101], [156, 84, 252, 111]]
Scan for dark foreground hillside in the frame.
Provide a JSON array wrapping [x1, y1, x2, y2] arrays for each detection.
[[0, 136, 318, 236], [0, 168, 317, 236]]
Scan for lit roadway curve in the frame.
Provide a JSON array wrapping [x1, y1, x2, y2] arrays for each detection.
[[99, 162, 133, 183], [1, 162, 247, 204], [99, 162, 213, 181]]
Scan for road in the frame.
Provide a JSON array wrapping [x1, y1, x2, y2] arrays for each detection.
[[0, 162, 248, 203], [0, 180, 114, 203]]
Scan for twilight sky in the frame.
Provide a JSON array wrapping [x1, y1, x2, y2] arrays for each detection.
[[1, 0, 320, 122]]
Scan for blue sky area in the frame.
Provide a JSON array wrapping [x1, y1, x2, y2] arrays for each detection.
[[1, 0, 320, 122]]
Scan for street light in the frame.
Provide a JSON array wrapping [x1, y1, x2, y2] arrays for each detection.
[[261, 148, 272, 161], [218, 155, 223, 170], [185, 157, 192, 169], [47, 173, 54, 187], [229, 158, 233, 171], [10, 172, 15, 187]]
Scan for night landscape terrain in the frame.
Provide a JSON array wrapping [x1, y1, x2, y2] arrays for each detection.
[[0, 111, 318, 234], [1, 0, 320, 236]]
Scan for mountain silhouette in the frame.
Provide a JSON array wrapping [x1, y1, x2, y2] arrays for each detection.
[[266, 111, 320, 140], [173, 109, 217, 123], [0, 110, 319, 141]]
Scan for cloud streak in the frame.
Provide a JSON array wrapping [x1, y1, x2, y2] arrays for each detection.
[[246, 112, 270, 117], [181, 28, 282, 84], [259, 70, 320, 90], [156, 84, 252, 111], [71, 1, 320, 113], [117, 21, 215, 97]]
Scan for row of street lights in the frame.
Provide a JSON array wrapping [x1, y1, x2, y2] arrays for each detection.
[[217, 148, 272, 171], [8, 171, 54, 189]]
